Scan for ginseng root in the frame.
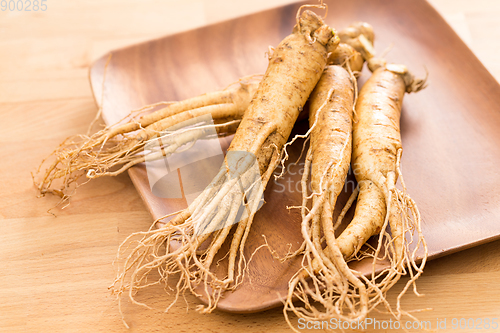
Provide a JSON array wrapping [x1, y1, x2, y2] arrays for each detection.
[[343, 59, 427, 318], [306, 60, 427, 324], [111, 8, 340, 319], [283, 64, 365, 326], [34, 79, 259, 204]]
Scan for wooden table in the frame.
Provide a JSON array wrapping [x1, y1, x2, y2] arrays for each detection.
[[1, 1, 499, 332]]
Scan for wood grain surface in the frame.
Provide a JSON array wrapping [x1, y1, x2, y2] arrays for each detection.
[[1, 0, 500, 332]]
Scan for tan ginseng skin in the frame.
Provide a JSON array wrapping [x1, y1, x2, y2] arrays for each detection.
[[284, 65, 365, 326], [348, 67, 407, 262], [308, 65, 354, 194], [229, 11, 339, 174], [335, 64, 427, 320], [307, 65, 355, 283]]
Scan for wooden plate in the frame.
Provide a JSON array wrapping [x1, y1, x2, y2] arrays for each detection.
[[89, 0, 500, 313]]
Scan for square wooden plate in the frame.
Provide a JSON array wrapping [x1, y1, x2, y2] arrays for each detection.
[[89, 0, 500, 313]]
